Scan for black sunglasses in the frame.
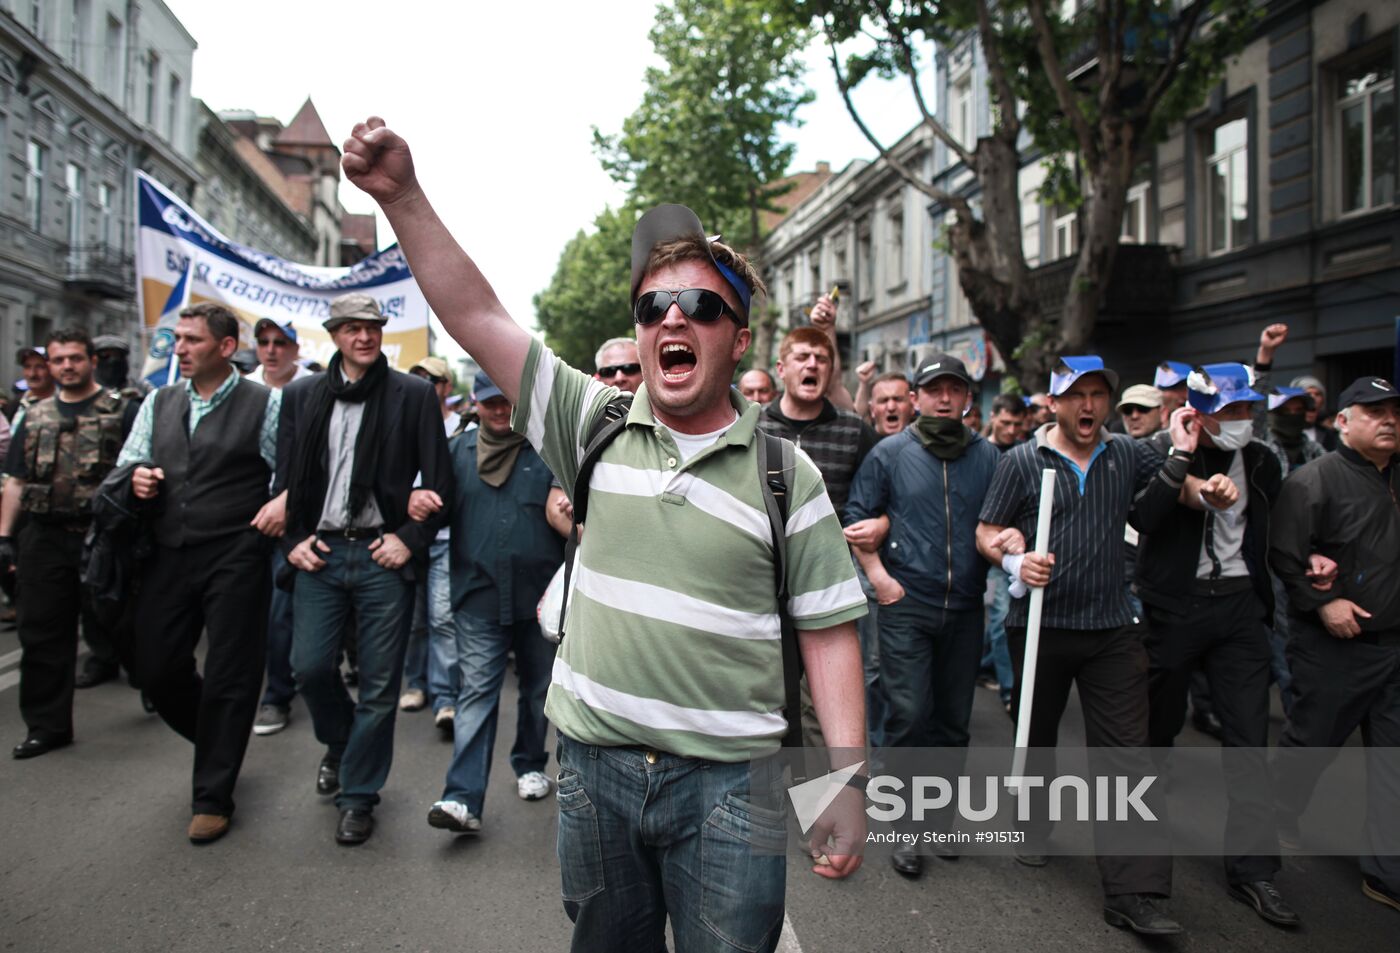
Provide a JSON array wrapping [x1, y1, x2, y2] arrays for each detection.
[[634, 288, 739, 326], [598, 362, 641, 378], [1120, 405, 1154, 415], [256, 337, 291, 347]]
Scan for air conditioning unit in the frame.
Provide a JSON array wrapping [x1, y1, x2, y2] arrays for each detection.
[[860, 342, 886, 366], [907, 343, 940, 376]]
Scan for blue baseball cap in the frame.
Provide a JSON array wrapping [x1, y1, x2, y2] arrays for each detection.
[[1267, 386, 1312, 411], [473, 370, 504, 402], [1187, 363, 1266, 414], [1049, 355, 1119, 397], [1154, 361, 1192, 389], [254, 317, 298, 344]]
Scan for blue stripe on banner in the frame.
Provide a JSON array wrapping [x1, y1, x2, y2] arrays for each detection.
[[136, 172, 411, 292]]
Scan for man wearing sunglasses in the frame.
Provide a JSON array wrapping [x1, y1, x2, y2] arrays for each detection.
[[592, 337, 643, 393], [343, 116, 868, 951], [1116, 384, 1164, 439], [246, 319, 311, 391]]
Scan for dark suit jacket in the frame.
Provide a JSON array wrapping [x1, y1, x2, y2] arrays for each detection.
[[276, 367, 454, 560]]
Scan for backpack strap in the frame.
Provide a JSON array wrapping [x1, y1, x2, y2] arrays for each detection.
[[756, 429, 803, 747], [557, 395, 632, 643]]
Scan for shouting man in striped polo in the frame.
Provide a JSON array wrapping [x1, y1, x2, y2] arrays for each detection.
[[343, 116, 868, 953]]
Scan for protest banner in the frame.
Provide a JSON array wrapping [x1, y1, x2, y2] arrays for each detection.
[[135, 171, 430, 384]]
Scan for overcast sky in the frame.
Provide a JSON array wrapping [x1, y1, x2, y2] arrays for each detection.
[[163, 0, 923, 361]]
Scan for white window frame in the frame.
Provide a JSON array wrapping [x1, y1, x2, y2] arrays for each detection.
[[1122, 182, 1150, 244], [65, 161, 83, 247], [887, 207, 905, 286], [25, 140, 45, 233], [1336, 57, 1395, 217], [1053, 209, 1078, 259], [1204, 116, 1249, 255], [145, 50, 159, 125], [98, 181, 114, 248], [949, 71, 973, 148]]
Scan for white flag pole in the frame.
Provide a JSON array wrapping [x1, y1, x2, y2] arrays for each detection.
[[1011, 468, 1057, 782]]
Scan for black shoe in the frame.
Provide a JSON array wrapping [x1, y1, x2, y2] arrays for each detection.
[[12, 733, 73, 759], [1362, 876, 1400, 913], [316, 755, 341, 796], [75, 660, 119, 689], [891, 842, 923, 878], [1014, 848, 1048, 867], [1229, 880, 1300, 927], [335, 808, 374, 845], [1103, 894, 1183, 936], [1192, 709, 1224, 740]]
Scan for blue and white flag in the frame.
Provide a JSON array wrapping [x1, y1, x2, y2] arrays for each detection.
[[134, 171, 430, 369]]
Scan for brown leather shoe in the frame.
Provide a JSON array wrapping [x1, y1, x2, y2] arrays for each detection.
[[188, 814, 231, 844]]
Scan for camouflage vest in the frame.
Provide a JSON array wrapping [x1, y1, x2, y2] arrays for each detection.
[[20, 390, 129, 518]]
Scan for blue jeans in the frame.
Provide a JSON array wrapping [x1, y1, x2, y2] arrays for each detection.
[[556, 735, 787, 953], [290, 536, 415, 810], [260, 548, 297, 707], [404, 539, 457, 708], [979, 570, 1014, 705], [440, 611, 555, 812], [879, 600, 984, 748], [855, 566, 888, 747]]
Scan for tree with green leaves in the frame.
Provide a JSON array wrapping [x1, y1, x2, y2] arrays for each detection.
[[595, 0, 814, 254], [534, 205, 637, 369], [777, 0, 1259, 386]]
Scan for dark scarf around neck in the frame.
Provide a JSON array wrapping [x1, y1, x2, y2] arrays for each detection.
[[477, 425, 526, 488], [913, 414, 971, 460], [288, 352, 389, 532]]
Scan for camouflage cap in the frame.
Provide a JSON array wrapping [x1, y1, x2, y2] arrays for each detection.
[[324, 292, 387, 331]]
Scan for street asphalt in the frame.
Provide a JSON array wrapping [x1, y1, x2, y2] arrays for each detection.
[[0, 621, 1394, 952]]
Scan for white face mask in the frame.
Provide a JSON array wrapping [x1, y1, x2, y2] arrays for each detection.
[[1210, 418, 1253, 451]]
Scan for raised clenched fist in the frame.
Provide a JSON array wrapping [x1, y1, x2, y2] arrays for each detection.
[[342, 117, 418, 207]]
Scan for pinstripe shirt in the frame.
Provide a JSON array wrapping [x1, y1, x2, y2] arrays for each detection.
[[979, 424, 1171, 631]]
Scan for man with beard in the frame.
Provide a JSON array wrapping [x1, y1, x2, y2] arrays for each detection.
[[342, 114, 867, 948], [977, 355, 1213, 936], [869, 372, 914, 438], [280, 292, 453, 846], [1, 329, 139, 758], [844, 354, 1001, 878]]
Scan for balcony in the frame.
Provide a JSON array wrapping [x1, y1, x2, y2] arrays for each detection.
[[1029, 242, 1175, 323], [64, 244, 135, 299]]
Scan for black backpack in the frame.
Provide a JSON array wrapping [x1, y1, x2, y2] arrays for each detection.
[[556, 394, 805, 747]]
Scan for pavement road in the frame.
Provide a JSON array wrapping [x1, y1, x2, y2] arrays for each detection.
[[0, 622, 1394, 952]]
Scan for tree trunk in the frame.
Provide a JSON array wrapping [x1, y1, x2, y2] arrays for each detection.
[[751, 306, 777, 370], [1061, 120, 1135, 354]]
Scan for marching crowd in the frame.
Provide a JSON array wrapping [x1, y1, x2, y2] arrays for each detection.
[[3, 115, 1398, 951]]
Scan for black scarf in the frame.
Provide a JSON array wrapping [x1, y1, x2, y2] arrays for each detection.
[[913, 415, 971, 460], [288, 352, 389, 532]]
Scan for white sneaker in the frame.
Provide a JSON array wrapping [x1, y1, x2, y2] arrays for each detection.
[[427, 800, 481, 834], [517, 770, 552, 801], [398, 689, 427, 712]]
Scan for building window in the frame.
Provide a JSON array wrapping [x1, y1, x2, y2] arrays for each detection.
[[167, 74, 182, 142], [29, 0, 43, 37], [949, 72, 973, 148], [25, 141, 45, 233], [888, 208, 905, 285], [1337, 52, 1396, 215], [65, 162, 84, 246], [145, 51, 159, 125], [858, 226, 873, 298], [1122, 182, 1150, 243], [1205, 116, 1249, 253], [104, 15, 124, 99], [1053, 208, 1078, 259], [71, 0, 90, 71], [808, 251, 821, 300], [98, 182, 114, 247]]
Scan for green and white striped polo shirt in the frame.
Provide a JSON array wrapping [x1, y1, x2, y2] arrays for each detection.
[[513, 339, 866, 762]]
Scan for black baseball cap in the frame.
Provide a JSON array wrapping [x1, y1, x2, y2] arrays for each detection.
[[914, 354, 973, 388], [1338, 376, 1399, 408]]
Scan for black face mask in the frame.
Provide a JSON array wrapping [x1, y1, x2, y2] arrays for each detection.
[[96, 356, 129, 388], [913, 414, 971, 460], [1269, 411, 1307, 445]]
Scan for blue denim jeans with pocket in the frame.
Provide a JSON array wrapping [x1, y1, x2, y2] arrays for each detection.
[[291, 536, 415, 810], [555, 734, 788, 953]]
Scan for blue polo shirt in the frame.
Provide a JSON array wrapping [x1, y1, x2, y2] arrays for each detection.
[[448, 429, 564, 625]]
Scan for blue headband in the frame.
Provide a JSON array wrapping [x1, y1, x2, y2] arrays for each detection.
[[713, 258, 751, 319]]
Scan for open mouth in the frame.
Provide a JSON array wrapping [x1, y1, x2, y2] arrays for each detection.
[[659, 343, 696, 383], [800, 374, 819, 390], [1076, 413, 1097, 435], [883, 413, 901, 427]]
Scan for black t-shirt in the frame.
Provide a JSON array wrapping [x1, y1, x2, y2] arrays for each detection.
[[4, 392, 141, 480]]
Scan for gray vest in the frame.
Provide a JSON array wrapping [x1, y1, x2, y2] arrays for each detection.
[[149, 378, 272, 548]]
